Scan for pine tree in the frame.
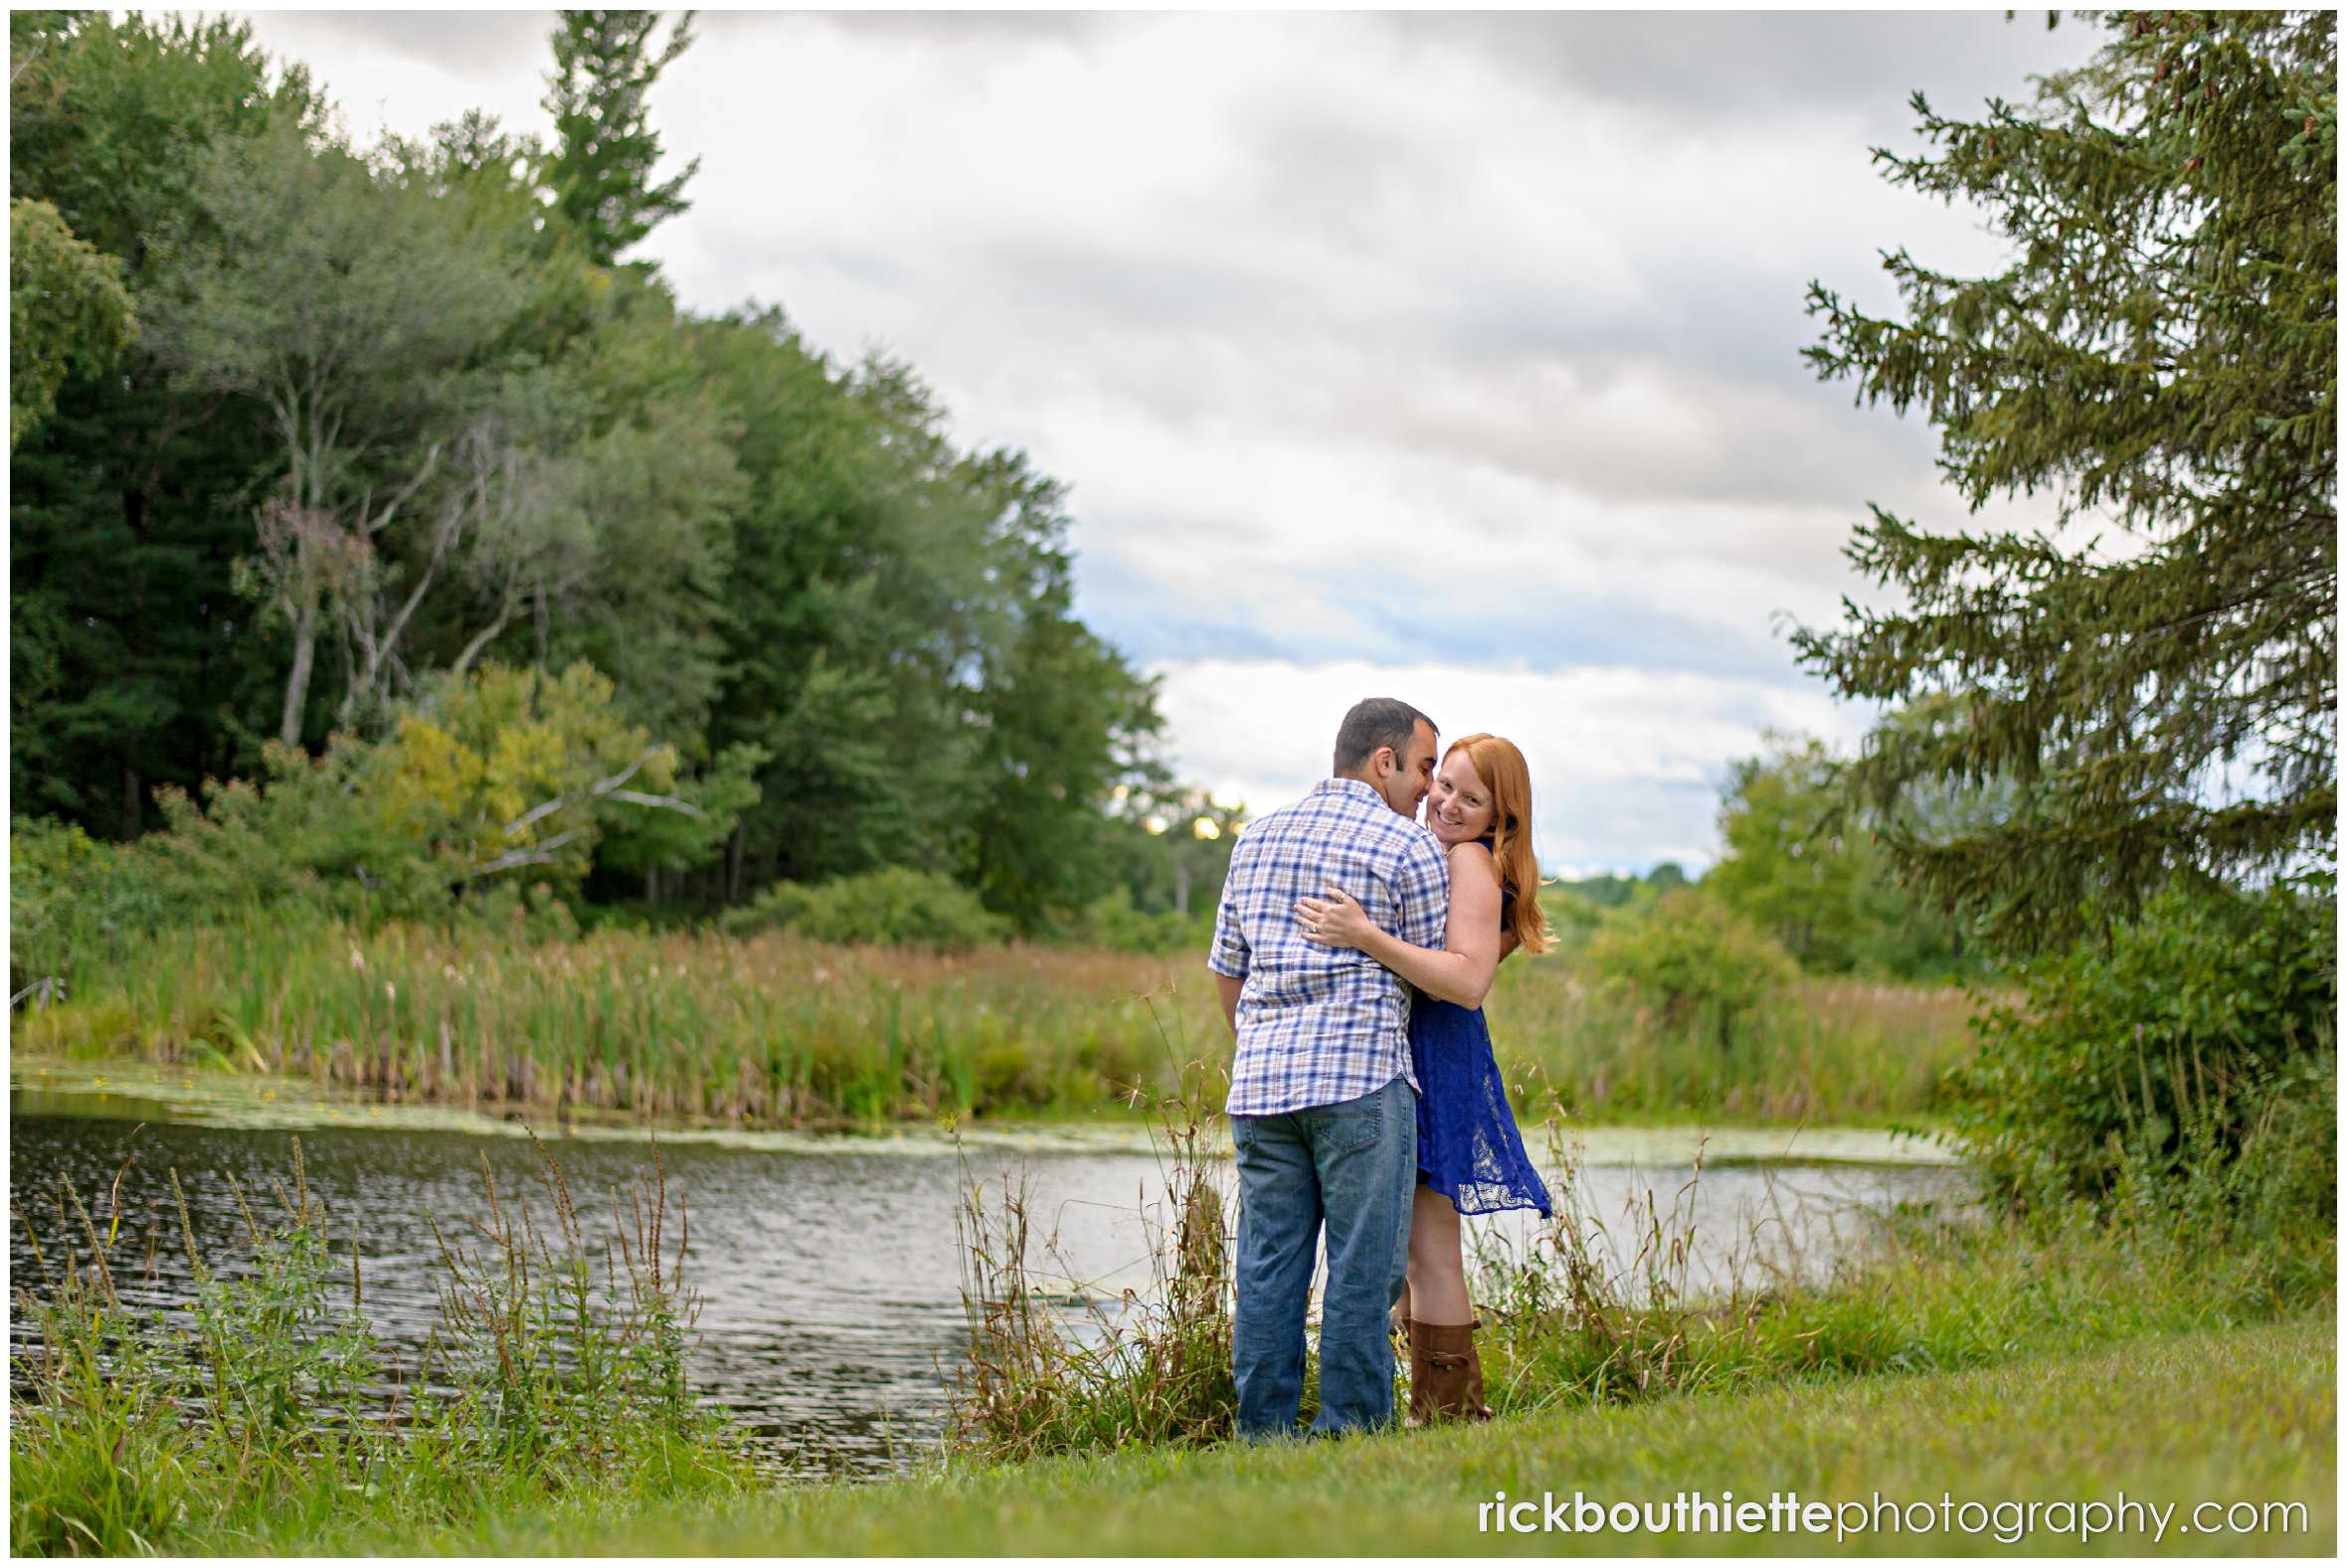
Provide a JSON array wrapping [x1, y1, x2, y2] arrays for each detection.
[[542, 10, 699, 265], [1797, 10, 2336, 953]]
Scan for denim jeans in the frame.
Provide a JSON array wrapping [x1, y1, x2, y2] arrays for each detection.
[[1229, 1074, 1417, 1440]]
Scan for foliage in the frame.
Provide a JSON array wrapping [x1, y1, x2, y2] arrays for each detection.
[[10, 12, 318, 834], [963, 454, 1168, 933], [1579, 888, 1800, 1050], [721, 867, 1009, 954], [1066, 887, 1213, 955], [1948, 880, 2337, 1210], [1798, 10, 2337, 953], [8, 816, 168, 997], [377, 660, 738, 891], [1096, 785, 1244, 929], [1706, 731, 1973, 978], [9, 12, 1176, 940], [10, 735, 461, 985], [8, 196, 132, 448], [142, 115, 535, 745], [692, 319, 1163, 925], [542, 10, 699, 266], [8, 1139, 752, 1556], [138, 738, 454, 923], [7, 662, 753, 999]]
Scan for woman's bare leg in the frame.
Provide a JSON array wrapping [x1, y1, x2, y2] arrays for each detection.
[[1404, 1185, 1472, 1324]]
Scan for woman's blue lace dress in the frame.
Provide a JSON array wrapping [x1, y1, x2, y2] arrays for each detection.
[[1410, 884, 1552, 1217]]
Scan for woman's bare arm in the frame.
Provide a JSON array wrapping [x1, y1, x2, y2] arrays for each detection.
[[1296, 843, 1503, 1007]]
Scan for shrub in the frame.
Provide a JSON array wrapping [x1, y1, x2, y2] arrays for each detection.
[[8, 817, 169, 996], [1949, 882, 2337, 1213], [10, 741, 456, 994], [1067, 887, 1211, 954], [1580, 888, 1799, 1049], [721, 866, 1008, 953], [142, 739, 453, 924]]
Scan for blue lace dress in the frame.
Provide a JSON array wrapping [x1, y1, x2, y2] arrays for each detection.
[[1410, 883, 1553, 1217]]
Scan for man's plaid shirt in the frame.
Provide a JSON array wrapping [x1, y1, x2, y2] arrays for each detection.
[[1209, 778, 1451, 1116]]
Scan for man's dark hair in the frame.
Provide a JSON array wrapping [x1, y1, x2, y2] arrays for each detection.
[[1333, 697, 1435, 776]]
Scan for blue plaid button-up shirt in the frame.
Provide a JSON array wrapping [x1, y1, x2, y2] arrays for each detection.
[[1209, 778, 1451, 1116]]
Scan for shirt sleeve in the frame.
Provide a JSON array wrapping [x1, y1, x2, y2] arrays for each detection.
[[1207, 864, 1250, 979], [1394, 832, 1451, 954]]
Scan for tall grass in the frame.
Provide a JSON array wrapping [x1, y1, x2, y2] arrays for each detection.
[[8, 1134, 754, 1556], [948, 1076, 1236, 1459], [15, 916, 1980, 1128], [1486, 959, 1977, 1124], [933, 1079, 2334, 1469]]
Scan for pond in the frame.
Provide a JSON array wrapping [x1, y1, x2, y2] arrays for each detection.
[[8, 1063, 1968, 1479]]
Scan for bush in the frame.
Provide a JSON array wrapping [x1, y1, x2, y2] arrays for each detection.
[[1949, 881, 2337, 1214], [10, 742, 458, 995], [720, 866, 1008, 953], [1067, 887, 1211, 954], [143, 739, 454, 924], [1580, 889, 1799, 1049], [8, 817, 169, 996]]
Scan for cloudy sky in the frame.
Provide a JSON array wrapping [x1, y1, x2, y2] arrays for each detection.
[[228, 7, 2098, 875]]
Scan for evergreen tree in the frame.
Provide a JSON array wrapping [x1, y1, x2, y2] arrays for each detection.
[[1798, 10, 2336, 952], [541, 10, 699, 265]]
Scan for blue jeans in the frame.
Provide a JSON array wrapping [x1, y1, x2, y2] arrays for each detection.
[[1229, 1075, 1417, 1440]]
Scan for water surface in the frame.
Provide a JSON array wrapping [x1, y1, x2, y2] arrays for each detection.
[[9, 1063, 1967, 1478]]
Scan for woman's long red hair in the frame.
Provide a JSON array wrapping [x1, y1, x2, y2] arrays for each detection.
[[1446, 733, 1550, 956]]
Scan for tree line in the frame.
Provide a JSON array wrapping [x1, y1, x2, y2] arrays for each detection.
[[10, 12, 1224, 935]]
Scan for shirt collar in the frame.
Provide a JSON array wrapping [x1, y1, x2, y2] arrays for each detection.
[[1315, 777, 1393, 811]]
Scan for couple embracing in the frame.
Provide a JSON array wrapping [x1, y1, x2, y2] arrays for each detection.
[[1208, 697, 1552, 1439]]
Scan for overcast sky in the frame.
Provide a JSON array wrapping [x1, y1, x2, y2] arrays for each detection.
[[225, 7, 2099, 875]]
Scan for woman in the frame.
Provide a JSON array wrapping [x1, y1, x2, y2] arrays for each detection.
[[1293, 731, 1551, 1425]]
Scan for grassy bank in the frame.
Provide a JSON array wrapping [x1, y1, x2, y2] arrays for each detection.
[[8, 1137, 754, 1556], [13, 1095, 2327, 1556], [14, 918, 1977, 1128], [276, 1315, 2335, 1555]]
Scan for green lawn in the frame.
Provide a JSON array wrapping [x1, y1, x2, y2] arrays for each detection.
[[306, 1315, 2331, 1557]]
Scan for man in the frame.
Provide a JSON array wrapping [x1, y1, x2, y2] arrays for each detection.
[[1208, 696, 1449, 1439]]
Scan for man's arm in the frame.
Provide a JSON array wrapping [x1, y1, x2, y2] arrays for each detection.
[[1207, 861, 1250, 1033]]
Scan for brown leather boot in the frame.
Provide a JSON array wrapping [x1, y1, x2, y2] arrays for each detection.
[[1403, 1317, 1436, 1427], [1460, 1318, 1495, 1421], [1404, 1319, 1492, 1426]]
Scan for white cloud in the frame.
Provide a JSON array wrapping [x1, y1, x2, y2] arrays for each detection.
[[224, 8, 2103, 868]]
